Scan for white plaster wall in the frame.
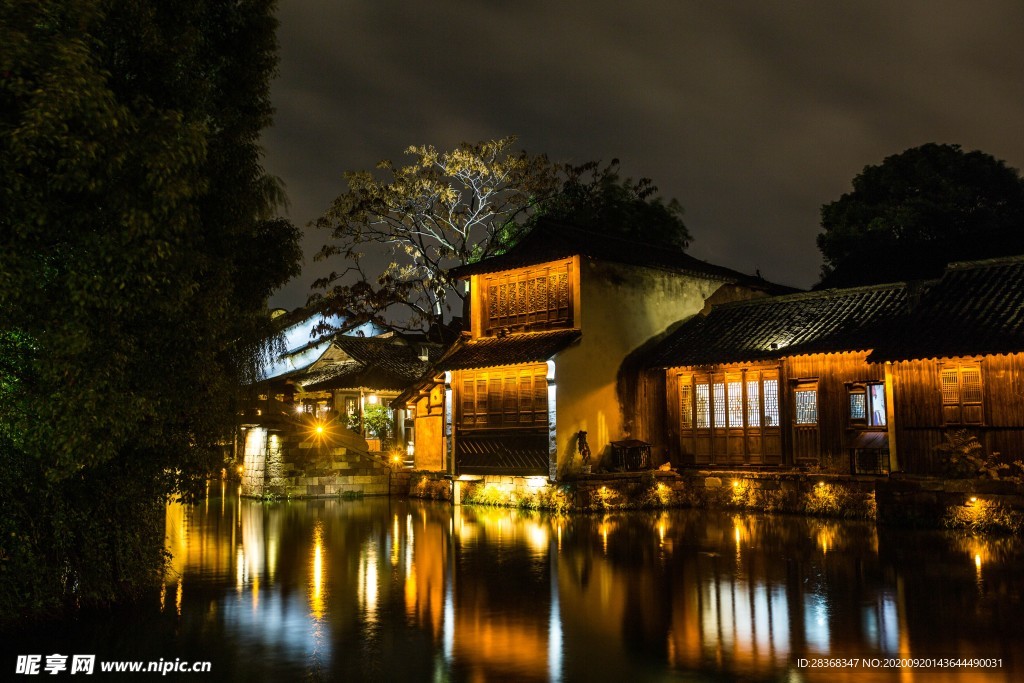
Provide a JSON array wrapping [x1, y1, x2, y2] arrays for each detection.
[[552, 260, 724, 474]]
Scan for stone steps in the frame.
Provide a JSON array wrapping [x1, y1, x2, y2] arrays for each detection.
[[240, 426, 393, 498]]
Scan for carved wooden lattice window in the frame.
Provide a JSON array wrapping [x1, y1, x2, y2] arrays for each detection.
[[763, 379, 779, 426], [680, 369, 779, 431], [695, 381, 710, 428], [712, 378, 727, 428], [483, 261, 572, 334], [746, 380, 761, 427], [459, 365, 548, 429], [680, 383, 693, 429], [795, 388, 818, 425], [726, 376, 743, 428], [940, 365, 983, 425]]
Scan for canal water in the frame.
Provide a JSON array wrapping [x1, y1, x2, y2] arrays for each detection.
[[8, 482, 1024, 681]]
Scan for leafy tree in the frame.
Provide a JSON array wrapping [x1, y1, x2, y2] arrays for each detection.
[[817, 143, 1024, 288], [312, 137, 559, 336], [313, 141, 691, 335], [539, 159, 690, 250], [0, 0, 300, 617]]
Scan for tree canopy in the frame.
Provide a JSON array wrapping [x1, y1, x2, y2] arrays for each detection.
[[817, 143, 1024, 288], [313, 138, 690, 336], [0, 0, 300, 616], [539, 159, 690, 250]]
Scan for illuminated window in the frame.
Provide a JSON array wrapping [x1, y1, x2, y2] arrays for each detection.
[[712, 380, 726, 428], [695, 382, 710, 428], [746, 380, 760, 427], [940, 365, 983, 424], [795, 388, 818, 425], [849, 382, 886, 427], [679, 370, 779, 431], [680, 384, 693, 429], [483, 261, 573, 334], [763, 379, 779, 427], [726, 378, 743, 427]]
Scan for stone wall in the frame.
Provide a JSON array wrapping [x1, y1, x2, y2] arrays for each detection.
[[240, 426, 392, 498]]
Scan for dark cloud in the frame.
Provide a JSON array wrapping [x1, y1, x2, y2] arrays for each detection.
[[264, 0, 1024, 309]]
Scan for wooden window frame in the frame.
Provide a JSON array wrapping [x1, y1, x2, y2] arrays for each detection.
[[794, 384, 818, 426], [481, 261, 574, 335], [679, 368, 781, 433], [457, 365, 549, 430], [847, 381, 887, 428], [939, 362, 984, 425]]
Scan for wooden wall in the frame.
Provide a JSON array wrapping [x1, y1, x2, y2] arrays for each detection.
[[890, 353, 1024, 474], [664, 352, 884, 470], [784, 352, 885, 471]]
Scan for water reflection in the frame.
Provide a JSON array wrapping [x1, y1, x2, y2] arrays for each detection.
[[33, 489, 1023, 681]]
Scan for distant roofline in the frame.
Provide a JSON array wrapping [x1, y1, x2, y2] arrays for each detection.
[[449, 219, 798, 293], [705, 280, 909, 313]]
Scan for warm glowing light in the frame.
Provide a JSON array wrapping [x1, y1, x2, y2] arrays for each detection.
[[732, 479, 740, 488], [236, 465, 244, 474], [391, 454, 402, 465], [527, 523, 548, 553], [315, 425, 324, 434], [970, 496, 978, 504], [309, 521, 325, 620], [368, 394, 378, 404], [975, 553, 982, 570]]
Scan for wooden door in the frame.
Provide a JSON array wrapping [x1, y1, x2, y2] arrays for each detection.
[[792, 382, 820, 465]]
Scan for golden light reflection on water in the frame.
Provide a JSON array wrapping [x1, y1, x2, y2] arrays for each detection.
[[309, 520, 325, 620], [357, 540, 378, 625], [158, 490, 1024, 682]]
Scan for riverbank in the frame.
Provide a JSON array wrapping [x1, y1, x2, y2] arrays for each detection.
[[402, 469, 1024, 533]]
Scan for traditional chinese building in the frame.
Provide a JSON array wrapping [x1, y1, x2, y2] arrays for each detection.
[[647, 255, 1024, 475], [867, 256, 1024, 474], [646, 283, 907, 472], [395, 221, 787, 480]]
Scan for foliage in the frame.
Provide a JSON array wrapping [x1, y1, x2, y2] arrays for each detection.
[[817, 143, 1024, 287], [312, 137, 559, 335], [0, 0, 298, 619], [361, 404, 393, 445], [945, 499, 1024, 535], [536, 159, 691, 250], [313, 140, 693, 336], [935, 430, 1024, 480], [411, 476, 452, 501]]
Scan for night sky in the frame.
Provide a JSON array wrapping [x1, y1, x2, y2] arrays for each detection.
[[262, 1, 1024, 310]]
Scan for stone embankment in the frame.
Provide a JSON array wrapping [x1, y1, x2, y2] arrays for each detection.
[[241, 426, 391, 498]]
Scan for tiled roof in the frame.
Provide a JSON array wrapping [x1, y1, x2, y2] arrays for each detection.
[[647, 283, 908, 368], [436, 330, 582, 371], [299, 337, 444, 391], [868, 256, 1024, 362], [448, 221, 797, 294]]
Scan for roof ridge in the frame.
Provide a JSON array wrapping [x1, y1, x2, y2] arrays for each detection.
[[946, 254, 1024, 271], [710, 281, 907, 311]]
